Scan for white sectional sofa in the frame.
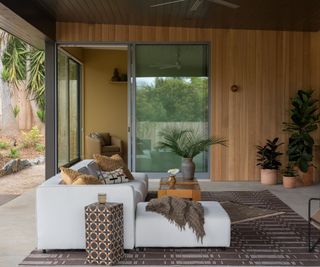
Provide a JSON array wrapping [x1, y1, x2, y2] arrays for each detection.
[[37, 160, 231, 250], [37, 160, 148, 250]]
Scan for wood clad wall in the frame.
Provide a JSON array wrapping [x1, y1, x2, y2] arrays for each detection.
[[56, 22, 320, 181]]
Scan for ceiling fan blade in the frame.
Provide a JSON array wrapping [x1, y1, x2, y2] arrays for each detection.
[[150, 0, 186, 8], [208, 0, 239, 9], [190, 0, 204, 12]]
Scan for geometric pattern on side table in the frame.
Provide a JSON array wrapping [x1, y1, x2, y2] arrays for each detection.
[[85, 202, 124, 265]]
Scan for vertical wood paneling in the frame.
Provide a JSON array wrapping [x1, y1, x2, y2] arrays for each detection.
[[56, 22, 319, 181]]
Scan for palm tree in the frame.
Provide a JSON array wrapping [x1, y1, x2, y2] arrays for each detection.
[[0, 30, 45, 134]]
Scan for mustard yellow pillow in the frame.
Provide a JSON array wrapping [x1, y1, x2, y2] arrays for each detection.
[[60, 167, 82, 185], [72, 174, 102, 185], [94, 154, 134, 180]]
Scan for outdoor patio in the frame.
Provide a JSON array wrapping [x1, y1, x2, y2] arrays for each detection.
[[1, 181, 319, 267]]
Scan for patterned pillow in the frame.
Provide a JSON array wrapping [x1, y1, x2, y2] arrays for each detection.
[[94, 154, 134, 180], [100, 168, 129, 184], [60, 167, 82, 184]]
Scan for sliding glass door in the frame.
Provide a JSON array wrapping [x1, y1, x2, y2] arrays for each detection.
[[57, 50, 81, 168], [132, 44, 209, 177]]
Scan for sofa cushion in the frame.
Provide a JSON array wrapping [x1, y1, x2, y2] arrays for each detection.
[[94, 154, 134, 180], [72, 174, 102, 185], [135, 201, 231, 247], [102, 145, 120, 153], [100, 168, 129, 184], [60, 167, 81, 184]]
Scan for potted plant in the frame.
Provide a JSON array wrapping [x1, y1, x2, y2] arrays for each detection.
[[257, 138, 283, 185], [158, 127, 226, 179], [281, 163, 297, 188], [283, 90, 320, 186]]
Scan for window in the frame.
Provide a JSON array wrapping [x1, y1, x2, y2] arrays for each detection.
[[57, 51, 81, 167], [134, 44, 209, 175]]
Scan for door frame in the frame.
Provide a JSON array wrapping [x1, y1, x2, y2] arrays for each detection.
[[55, 41, 211, 179]]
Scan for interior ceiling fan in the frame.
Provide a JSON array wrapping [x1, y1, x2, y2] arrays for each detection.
[[150, 0, 239, 11]]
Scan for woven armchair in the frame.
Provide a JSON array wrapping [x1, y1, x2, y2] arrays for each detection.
[[85, 132, 124, 159]]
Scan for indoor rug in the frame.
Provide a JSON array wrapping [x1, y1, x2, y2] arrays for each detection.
[[20, 190, 320, 266]]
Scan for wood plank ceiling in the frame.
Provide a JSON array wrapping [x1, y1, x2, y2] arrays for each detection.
[[34, 0, 320, 31]]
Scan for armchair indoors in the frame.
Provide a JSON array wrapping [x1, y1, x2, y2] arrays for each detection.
[[85, 132, 124, 159]]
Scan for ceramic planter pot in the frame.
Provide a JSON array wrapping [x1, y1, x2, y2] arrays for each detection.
[[181, 158, 195, 180], [283, 176, 296, 188], [260, 169, 278, 185], [300, 165, 314, 186]]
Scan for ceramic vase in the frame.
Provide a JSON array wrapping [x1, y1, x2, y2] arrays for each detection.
[[181, 158, 195, 180]]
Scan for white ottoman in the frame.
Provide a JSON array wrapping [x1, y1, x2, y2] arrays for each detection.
[[135, 201, 231, 247]]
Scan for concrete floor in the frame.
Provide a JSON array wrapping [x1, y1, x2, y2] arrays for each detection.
[[1, 181, 320, 267]]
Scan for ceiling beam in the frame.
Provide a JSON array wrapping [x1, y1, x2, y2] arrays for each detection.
[[0, 0, 55, 48]]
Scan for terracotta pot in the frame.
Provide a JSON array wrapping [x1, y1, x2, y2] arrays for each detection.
[[260, 169, 278, 185], [283, 176, 296, 188], [181, 158, 195, 180], [301, 166, 314, 186]]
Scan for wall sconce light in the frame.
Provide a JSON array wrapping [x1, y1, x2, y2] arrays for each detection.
[[231, 85, 239, 92]]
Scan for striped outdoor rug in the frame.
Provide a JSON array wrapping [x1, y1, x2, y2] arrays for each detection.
[[20, 190, 320, 266]]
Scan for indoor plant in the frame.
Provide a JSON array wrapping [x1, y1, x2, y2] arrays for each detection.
[[256, 137, 283, 185], [281, 163, 297, 188], [158, 127, 226, 179], [283, 90, 320, 186]]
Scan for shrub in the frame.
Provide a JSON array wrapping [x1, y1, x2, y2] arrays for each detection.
[[35, 143, 45, 152], [36, 109, 45, 123], [22, 126, 42, 148], [12, 105, 20, 118], [9, 148, 19, 159], [0, 141, 9, 149]]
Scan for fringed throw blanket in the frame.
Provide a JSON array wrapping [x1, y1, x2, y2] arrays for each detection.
[[146, 196, 205, 242]]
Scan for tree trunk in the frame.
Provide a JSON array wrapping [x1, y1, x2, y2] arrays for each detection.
[[0, 36, 19, 136], [0, 81, 19, 136]]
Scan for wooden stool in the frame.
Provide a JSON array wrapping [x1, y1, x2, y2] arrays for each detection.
[[85, 202, 124, 265]]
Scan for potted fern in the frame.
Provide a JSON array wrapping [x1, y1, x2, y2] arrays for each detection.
[[257, 138, 283, 185], [158, 127, 226, 179]]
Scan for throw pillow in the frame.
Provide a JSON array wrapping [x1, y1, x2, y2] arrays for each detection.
[[94, 154, 134, 180], [78, 166, 90, 175], [100, 168, 129, 184], [60, 167, 82, 184], [87, 160, 103, 178], [72, 174, 102, 185]]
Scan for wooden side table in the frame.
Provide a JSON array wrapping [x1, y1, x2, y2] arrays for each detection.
[[158, 177, 201, 201], [85, 202, 124, 265]]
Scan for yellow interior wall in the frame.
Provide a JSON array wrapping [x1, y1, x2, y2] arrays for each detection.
[[83, 49, 128, 159], [62, 47, 84, 61]]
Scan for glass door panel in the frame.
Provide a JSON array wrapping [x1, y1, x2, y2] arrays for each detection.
[[69, 60, 80, 162], [57, 51, 69, 167], [134, 44, 209, 175], [57, 50, 81, 168]]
